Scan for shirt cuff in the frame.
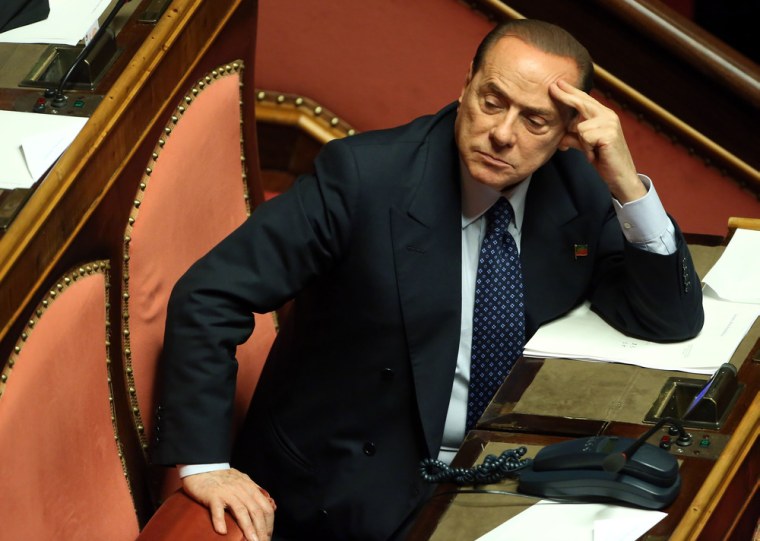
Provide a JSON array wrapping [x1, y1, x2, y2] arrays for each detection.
[[177, 463, 231, 478], [612, 175, 677, 255]]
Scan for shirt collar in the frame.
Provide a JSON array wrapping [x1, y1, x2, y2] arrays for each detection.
[[460, 159, 531, 231]]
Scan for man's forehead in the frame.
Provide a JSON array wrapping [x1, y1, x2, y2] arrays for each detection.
[[478, 35, 580, 85]]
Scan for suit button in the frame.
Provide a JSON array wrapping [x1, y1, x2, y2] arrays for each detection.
[[363, 442, 376, 456], [381, 368, 394, 381], [320, 508, 328, 518]]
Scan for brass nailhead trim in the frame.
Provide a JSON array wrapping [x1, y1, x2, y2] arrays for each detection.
[[1, 260, 121, 491], [121, 60, 248, 454], [255, 91, 356, 138]]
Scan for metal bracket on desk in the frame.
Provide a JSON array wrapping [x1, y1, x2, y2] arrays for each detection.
[[19, 33, 121, 91], [644, 372, 743, 430]]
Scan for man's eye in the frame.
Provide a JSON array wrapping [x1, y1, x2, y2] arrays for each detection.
[[482, 97, 502, 111], [525, 117, 552, 133], [527, 116, 546, 127]]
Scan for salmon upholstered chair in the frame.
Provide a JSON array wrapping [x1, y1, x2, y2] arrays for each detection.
[[120, 60, 277, 500], [0, 261, 140, 540]]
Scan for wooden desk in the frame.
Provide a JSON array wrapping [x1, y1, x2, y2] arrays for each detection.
[[0, 0, 260, 348], [408, 333, 760, 541]]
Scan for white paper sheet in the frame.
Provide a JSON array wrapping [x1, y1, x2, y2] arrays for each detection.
[[476, 500, 666, 541], [703, 228, 760, 304], [523, 296, 760, 374], [0, 110, 88, 189], [0, 0, 110, 45]]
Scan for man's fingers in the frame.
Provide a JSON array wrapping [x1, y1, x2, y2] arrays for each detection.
[[558, 129, 579, 150], [235, 485, 275, 541], [209, 499, 229, 535], [550, 79, 602, 119], [181, 469, 274, 541], [252, 487, 276, 537], [549, 79, 585, 115], [550, 79, 641, 198], [558, 130, 594, 162], [227, 500, 260, 541], [208, 495, 262, 541]]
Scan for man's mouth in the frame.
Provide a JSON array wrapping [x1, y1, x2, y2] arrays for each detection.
[[476, 150, 513, 169]]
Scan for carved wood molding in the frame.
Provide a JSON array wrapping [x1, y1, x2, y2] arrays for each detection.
[[596, 0, 759, 108], [255, 90, 356, 144]]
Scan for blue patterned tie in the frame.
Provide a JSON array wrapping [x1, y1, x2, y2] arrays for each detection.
[[467, 197, 526, 431]]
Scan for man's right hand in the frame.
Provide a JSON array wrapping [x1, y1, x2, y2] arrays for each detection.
[[181, 468, 275, 541]]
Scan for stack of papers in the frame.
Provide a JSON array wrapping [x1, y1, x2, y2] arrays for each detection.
[[0, 0, 110, 46], [477, 500, 666, 541], [0, 110, 88, 189], [703, 228, 760, 304], [524, 229, 760, 375]]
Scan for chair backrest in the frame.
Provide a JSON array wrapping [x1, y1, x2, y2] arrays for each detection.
[[120, 61, 277, 493], [0, 261, 140, 540]]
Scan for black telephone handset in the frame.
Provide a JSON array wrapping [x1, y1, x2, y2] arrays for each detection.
[[517, 435, 681, 509]]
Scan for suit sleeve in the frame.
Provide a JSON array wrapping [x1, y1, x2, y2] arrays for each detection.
[[151, 140, 361, 465], [589, 214, 704, 343]]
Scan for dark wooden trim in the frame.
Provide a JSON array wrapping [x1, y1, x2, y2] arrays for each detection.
[[600, 0, 759, 107]]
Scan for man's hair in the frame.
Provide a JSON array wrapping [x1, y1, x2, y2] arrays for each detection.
[[472, 19, 594, 92]]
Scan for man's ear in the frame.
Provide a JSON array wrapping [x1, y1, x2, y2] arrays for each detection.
[[458, 61, 474, 104]]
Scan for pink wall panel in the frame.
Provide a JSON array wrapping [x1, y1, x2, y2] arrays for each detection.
[[256, 0, 491, 131]]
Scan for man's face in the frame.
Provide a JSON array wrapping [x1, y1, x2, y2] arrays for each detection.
[[454, 36, 580, 191]]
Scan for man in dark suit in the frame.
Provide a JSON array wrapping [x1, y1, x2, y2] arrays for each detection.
[[152, 19, 703, 541]]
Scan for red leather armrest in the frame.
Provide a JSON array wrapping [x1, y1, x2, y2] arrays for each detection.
[[136, 490, 245, 541]]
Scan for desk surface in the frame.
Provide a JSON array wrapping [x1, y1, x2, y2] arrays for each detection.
[[409, 325, 760, 541], [0, 0, 151, 229]]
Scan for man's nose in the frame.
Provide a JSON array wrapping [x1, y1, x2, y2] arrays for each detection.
[[490, 110, 518, 147]]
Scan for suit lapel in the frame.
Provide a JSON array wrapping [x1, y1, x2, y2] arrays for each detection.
[[390, 115, 462, 457], [521, 157, 595, 336]]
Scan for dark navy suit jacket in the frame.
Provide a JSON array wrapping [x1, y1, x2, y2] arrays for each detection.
[[153, 102, 703, 540]]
